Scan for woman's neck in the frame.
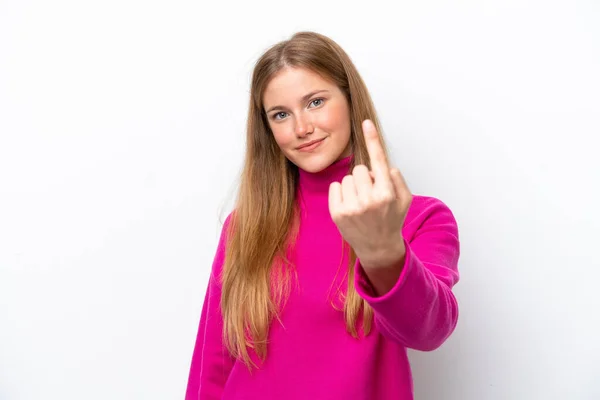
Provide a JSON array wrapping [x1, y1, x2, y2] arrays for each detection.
[[297, 154, 354, 195]]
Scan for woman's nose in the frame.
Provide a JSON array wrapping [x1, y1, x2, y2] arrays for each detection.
[[294, 114, 314, 137]]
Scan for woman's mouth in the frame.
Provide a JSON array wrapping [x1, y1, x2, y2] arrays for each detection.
[[297, 138, 325, 152]]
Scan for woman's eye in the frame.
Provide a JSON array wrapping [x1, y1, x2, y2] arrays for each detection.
[[309, 98, 324, 108], [273, 112, 287, 120]]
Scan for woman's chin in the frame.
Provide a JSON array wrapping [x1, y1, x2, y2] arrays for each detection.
[[292, 154, 333, 173]]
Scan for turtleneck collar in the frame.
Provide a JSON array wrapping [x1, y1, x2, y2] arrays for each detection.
[[298, 154, 354, 195]]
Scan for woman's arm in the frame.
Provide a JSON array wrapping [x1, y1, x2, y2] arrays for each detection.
[[185, 216, 235, 400], [355, 198, 460, 351]]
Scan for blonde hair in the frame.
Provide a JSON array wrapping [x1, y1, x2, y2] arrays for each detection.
[[220, 31, 390, 369]]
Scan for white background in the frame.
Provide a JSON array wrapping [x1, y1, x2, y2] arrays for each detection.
[[1, 0, 599, 399]]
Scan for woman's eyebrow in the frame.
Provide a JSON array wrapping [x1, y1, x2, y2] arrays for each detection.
[[266, 89, 330, 113]]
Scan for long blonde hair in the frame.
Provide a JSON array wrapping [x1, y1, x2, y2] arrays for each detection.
[[220, 31, 390, 369]]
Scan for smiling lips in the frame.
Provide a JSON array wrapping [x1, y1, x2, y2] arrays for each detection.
[[297, 138, 325, 151]]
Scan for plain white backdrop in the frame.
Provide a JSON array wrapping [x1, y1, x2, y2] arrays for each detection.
[[1, 0, 599, 399]]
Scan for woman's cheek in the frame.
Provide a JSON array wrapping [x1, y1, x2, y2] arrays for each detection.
[[321, 102, 345, 129], [272, 124, 295, 149]]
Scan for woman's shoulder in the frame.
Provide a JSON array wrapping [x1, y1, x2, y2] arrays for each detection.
[[217, 210, 236, 231], [409, 194, 452, 211], [404, 194, 459, 234]]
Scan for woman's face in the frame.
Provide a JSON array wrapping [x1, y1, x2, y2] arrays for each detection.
[[262, 67, 352, 173]]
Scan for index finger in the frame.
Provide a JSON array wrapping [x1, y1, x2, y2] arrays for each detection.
[[362, 119, 392, 186]]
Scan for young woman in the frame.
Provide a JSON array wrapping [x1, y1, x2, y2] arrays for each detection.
[[185, 31, 460, 400]]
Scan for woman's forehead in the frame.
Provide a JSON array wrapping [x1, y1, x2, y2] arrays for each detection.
[[263, 67, 338, 107]]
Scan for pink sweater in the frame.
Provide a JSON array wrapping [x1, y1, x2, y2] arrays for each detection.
[[185, 155, 460, 399]]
